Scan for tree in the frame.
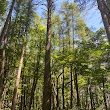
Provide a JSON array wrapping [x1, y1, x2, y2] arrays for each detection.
[[11, 0, 34, 109], [42, 0, 53, 110], [0, 0, 15, 45], [0, 0, 15, 108], [0, 0, 110, 110], [75, 0, 110, 42], [97, 0, 110, 42]]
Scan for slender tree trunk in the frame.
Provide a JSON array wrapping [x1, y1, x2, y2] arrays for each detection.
[[0, 0, 15, 45], [19, 60, 27, 110], [52, 79, 57, 110], [28, 35, 41, 110], [19, 73, 26, 110], [0, 19, 11, 109], [11, 44, 25, 110], [19, 71, 24, 110], [85, 86, 88, 110], [61, 37, 65, 109], [0, 45, 5, 109], [29, 55, 40, 110], [88, 78, 95, 110], [23, 78, 26, 110], [70, 65, 73, 109], [11, 0, 33, 108], [56, 78, 59, 110], [74, 68, 80, 108], [62, 66, 65, 109], [42, 0, 53, 110], [81, 92, 84, 109], [95, 86, 99, 108], [89, 88, 93, 110], [102, 74, 108, 110]]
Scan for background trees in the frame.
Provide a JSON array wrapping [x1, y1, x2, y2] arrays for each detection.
[[0, 0, 110, 110]]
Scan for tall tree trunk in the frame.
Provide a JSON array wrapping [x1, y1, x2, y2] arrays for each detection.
[[51, 79, 57, 110], [42, 0, 53, 110], [0, 19, 11, 109], [0, 0, 15, 45], [70, 65, 73, 109], [56, 78, 59, 109], [88, 78, 95, 110], [0, 44, 5, 109], [29, 51, 41, 110], [102, 74, 108, 110], [97, 0, 110, 42], [95, 86, 99, 108], [19, 60, 27, 110], [11, 44, 26, 110], [28, 35, 42, 110], [11, 0, 33, 108], [19, 71, 24, 110], [61, 37, 65, 109], [62, 66, 65, 109], [85, 86, 88, 110], [23, 78, 26, 110], [74, 67, 80, 108]]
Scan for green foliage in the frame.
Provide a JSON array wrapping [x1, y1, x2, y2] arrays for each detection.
[[0, 0, 6, 16], [1, 0, 110, 110]]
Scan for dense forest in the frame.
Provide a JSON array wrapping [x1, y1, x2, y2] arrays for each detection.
[[0, 0, 110, 110]]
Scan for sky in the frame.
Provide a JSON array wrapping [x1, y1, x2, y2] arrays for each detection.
[[84, 6, 104, 31]]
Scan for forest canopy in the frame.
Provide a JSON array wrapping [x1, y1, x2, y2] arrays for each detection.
[[0, 0, 110, 110]]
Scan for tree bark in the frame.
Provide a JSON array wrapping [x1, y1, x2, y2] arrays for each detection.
[[42, 0, 53, 110], [0, 44, 5, 109], [29, 51, 41, 110], [19, 60, 27, 110], [62, 66, 65, 109], [51, 79, 57, 110], [85, 86, 88, 110], [102, 74, 108, 110], [0, 20, 11, 109], [19, 71, 24, 110], [74, 67, 80, 108], [56, 78, 59, 110], [70, 65, 73, 109], [88, 78, 95, 110]]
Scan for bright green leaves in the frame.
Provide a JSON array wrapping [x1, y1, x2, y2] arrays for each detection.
[[76, 18, 87, 38]]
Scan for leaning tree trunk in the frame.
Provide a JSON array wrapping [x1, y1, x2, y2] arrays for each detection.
[[42, 0, 53, 110], [0, 19, 11, 109], [97, 0, 110, 42], [11, 44, 26, 110], [11, 0, 32, 108], [0, 42, 6, 109]]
